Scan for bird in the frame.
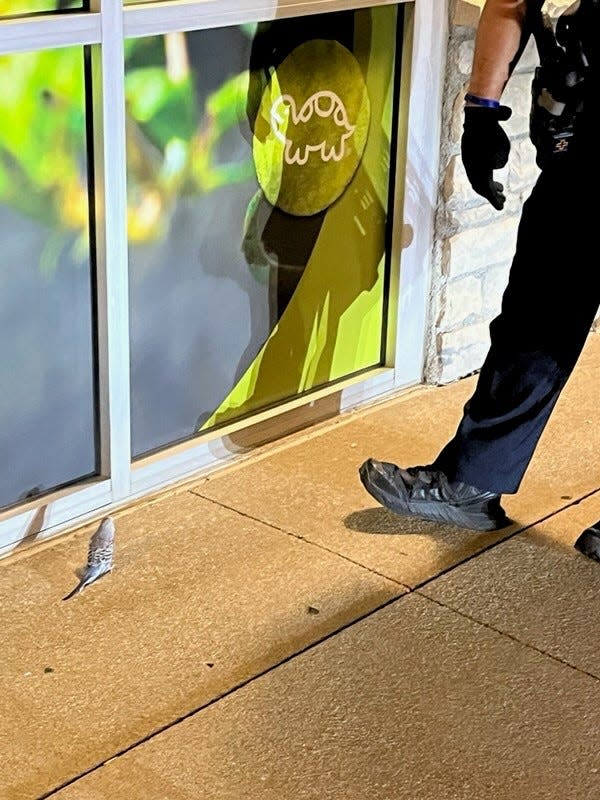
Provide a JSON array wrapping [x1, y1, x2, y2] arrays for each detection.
[[62, 516, 116, 601]]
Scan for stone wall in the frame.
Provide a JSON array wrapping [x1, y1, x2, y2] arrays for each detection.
[[426, 0, 573, 384]]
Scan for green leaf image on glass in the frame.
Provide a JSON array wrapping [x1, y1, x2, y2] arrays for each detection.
[[126, 68, 198, 147], [124, 32, 255, 243], [0, 46, 88, 273]]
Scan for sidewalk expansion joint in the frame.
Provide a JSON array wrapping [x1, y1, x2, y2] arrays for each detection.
[[37, 590, 409, 800], [188, 489, 410, 589], [410, 484, 600, 594], [37, 485, 600, 798], [417, 592, 600, 684]]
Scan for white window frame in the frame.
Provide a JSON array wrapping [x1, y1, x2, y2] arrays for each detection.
[[0, 0, 447, 556]]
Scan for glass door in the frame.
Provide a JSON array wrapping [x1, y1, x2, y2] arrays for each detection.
[[125, 6, 402, 458]]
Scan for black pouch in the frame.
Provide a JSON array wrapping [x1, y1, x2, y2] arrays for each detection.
[[530, 66, 579, 168], [529, 5, 588, 169]]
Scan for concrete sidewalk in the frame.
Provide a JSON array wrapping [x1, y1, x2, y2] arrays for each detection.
[[2, 333, 600, 800]]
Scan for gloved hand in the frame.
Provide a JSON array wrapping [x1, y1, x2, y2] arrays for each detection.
[[461, 104, 512, 210]]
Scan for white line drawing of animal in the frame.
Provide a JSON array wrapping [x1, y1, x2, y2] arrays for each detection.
[[270, 90, 356, 166]]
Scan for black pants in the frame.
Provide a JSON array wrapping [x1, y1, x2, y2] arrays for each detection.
[[434, 112, 600, 494]]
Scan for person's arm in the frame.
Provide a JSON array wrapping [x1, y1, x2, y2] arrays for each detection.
[[461, 0, 532, 210], [468, 0, 530, 101]]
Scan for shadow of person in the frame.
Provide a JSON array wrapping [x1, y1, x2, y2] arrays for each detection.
[[205, 157, 386, 436], [344, 507, 446, 537], [344, 506, 517, 538]]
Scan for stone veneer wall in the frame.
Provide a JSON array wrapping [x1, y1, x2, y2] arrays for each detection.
[[425, 0, 572, 384]]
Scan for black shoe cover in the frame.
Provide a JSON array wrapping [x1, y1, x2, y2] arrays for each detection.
[[574, 521, 600, 562], [359, 458, 510, 532]]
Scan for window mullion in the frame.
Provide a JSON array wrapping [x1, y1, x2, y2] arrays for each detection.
[[92, 0, 132, 501]]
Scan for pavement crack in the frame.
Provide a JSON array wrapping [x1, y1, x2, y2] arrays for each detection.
[[418, 592, 600, 684], [188, 489, 409, 589], [410, 484, 600, 593], [36, 591, 408, 800]]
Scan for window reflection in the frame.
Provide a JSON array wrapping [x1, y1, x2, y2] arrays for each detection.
[[0, 46, 97, 509], [127, 8, 401, 457], [0, 1, 82, 17]]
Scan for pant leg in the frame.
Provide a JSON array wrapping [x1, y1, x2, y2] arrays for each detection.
[[434, 137, 600, 495]]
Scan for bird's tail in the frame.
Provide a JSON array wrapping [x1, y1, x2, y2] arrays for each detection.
[[62, 581, 84, 601]]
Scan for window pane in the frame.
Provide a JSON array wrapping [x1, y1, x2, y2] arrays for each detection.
[[0, 46, 97, 510], [127, 7, 401, 457]]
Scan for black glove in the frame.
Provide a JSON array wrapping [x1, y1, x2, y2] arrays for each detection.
[[461, 104, 512, 210]]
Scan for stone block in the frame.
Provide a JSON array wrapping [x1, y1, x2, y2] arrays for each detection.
[[450, 87, 467, 144], [438, 321, 491, 383], [508, 138, 540, 193], [443, 155, 470, 205], [446, 218, 519, 279], [482, 261, 512, 315], [453, 0, 483, 27], [439, 275, 483, 331], [448, 199, 522, 233], [503, 73, 536, 137], [458, 40, 474, 76], [443, 156, 522, 229]]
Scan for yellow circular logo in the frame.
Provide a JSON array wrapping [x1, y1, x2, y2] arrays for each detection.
[[253, 39, 370, 216]]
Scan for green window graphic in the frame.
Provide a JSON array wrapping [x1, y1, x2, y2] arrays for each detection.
[[126, 7, 402, 457]]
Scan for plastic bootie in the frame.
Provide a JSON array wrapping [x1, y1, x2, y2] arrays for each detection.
[[359, 458, 511, 532], [574, 520, 600, 562]]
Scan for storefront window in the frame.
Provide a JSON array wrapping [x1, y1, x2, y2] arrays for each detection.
[[127, 6, 402, 457], [0, 0, 441, 548], [0, 46, 97, 510]]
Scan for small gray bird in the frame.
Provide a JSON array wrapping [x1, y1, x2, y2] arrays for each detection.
[[63, 516, 115, 601]]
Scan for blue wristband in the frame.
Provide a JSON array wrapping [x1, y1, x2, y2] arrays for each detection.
[[465, 93, 500, 109]]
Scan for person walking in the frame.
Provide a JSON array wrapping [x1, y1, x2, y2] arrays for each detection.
[[359, 0, 600, 560]]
